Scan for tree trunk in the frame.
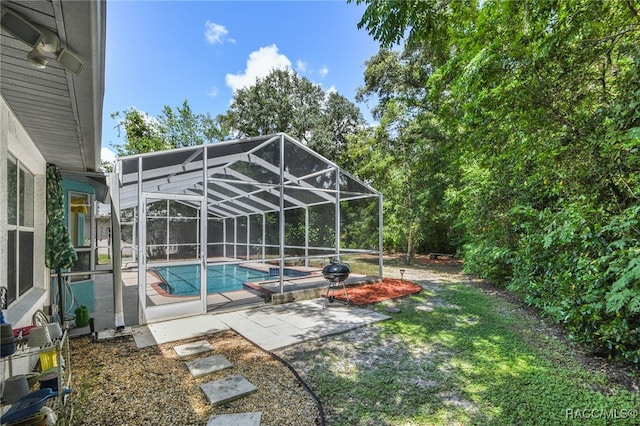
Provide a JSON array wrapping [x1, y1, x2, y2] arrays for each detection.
[[406, 227, 414, 265]]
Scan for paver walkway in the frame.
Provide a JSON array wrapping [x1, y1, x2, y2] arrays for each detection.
[[130, 297, 390, 424], [206, 412, 261, 426], [176, 339, 262, 424], [200, 375, 258, 406], [185, 355, 233, 378]]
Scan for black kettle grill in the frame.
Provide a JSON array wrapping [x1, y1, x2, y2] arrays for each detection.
[[322, 260, 351, 307]]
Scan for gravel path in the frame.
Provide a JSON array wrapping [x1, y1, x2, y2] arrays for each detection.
[[69, 330, 320, 425]]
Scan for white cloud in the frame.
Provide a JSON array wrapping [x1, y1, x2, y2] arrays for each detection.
[[204, 21, 231, 44], [101, 147, 116, 163], [326, 85, 337, 95], [208, 86, 219, 97], [296, 59, 308, 74], [318, 65, 329, 78], [225, 44, 292, 92]]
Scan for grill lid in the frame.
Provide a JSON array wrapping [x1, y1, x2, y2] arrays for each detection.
[[322, 260, 351, 282]]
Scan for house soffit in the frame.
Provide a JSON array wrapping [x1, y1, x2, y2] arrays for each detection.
[[0, 0, 106, 173]]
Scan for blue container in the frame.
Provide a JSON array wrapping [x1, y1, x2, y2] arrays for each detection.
[[1, 389, 56, 424]]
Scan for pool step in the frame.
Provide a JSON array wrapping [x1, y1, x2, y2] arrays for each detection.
[[186, 354, 233, 378], [207, 291, 266, 313], [200, 375, 258, 406]]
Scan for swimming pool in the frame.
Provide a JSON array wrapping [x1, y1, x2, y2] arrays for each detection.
[[153, 264, 310, 296]]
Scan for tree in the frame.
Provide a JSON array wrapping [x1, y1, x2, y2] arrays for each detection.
[[221, 69, 324, 140], [348, 46, 455, 263], [100, 160, 113, 173], [111, 100, 223, 156], [220, 69, 365, 162], [159, 100, 222, 147], [111, 107, 166, 156]]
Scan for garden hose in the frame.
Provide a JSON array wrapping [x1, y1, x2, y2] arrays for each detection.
[[247, 339, 326, 425], [51, 277, 79, 323]]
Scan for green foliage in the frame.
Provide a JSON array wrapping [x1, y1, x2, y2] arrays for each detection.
[[110, 100, 222, 156], [159, 100, 221, 147], [352, 0, 640, 361], [221, 69, 324, 140], [348, 48, 456, 262], [100, 160, 113, 173], [220, 69, 365, 163], [111, 107, 167, 156]]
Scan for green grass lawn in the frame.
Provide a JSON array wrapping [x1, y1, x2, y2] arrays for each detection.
[[281, 266, 639, 425]]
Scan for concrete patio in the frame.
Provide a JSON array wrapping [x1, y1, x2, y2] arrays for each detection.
[[70, 271, 389, 352], [132, 298, 390, 351]]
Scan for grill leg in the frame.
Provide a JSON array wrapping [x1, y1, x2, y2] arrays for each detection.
[[323, 283, 334, 308], [323, 286, 328, 308], [340, 281, 351, 305], [323, 281, 351, 308]]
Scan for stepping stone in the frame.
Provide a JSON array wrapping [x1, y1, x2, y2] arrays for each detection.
[[200, 375, 257, 406], [174, 340, 214, 358], [207, 412, 262, 426], [96, 327, 133, 341], [186, 354, 233, 378]]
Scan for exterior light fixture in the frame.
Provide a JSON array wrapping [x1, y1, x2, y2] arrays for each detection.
[[400, 269, 405, 281], [0, 7, 41, 47], [1, 7, 84, 75], [56, 48, 84, 75]]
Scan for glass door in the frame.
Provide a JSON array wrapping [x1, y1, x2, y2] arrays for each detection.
[[68, 192, 93, 281], [140, 195, 205, 323]]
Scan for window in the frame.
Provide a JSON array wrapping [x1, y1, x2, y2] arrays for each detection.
[[6, 156, 35, 305]]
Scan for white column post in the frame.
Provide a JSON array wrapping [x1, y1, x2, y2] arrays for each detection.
[[278, 135, 285, 293], [136, 156, 146, 324], [109, 171, 124, 328], [335, 168, 340, 261], [379, 194, 384, 279]]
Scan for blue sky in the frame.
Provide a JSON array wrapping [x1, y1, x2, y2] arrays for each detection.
[[101, 0, 381, 162]]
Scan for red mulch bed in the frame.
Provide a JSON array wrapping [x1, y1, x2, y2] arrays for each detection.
[[332, 278, 422, 305]]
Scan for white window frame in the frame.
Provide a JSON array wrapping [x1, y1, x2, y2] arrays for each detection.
[[6, 155, 35, 306]]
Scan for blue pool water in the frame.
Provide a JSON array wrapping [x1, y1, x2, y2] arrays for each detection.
[[153, 264, 310, 296]]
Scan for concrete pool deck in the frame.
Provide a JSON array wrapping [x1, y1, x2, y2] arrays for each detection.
[[132, 298, 391, 351], [142, 264, 380, 309]]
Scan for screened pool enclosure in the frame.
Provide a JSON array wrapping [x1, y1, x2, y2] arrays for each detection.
[[112, 133, 383, 323]]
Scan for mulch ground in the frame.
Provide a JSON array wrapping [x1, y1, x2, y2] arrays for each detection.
[[332, 278, 422, 305]]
